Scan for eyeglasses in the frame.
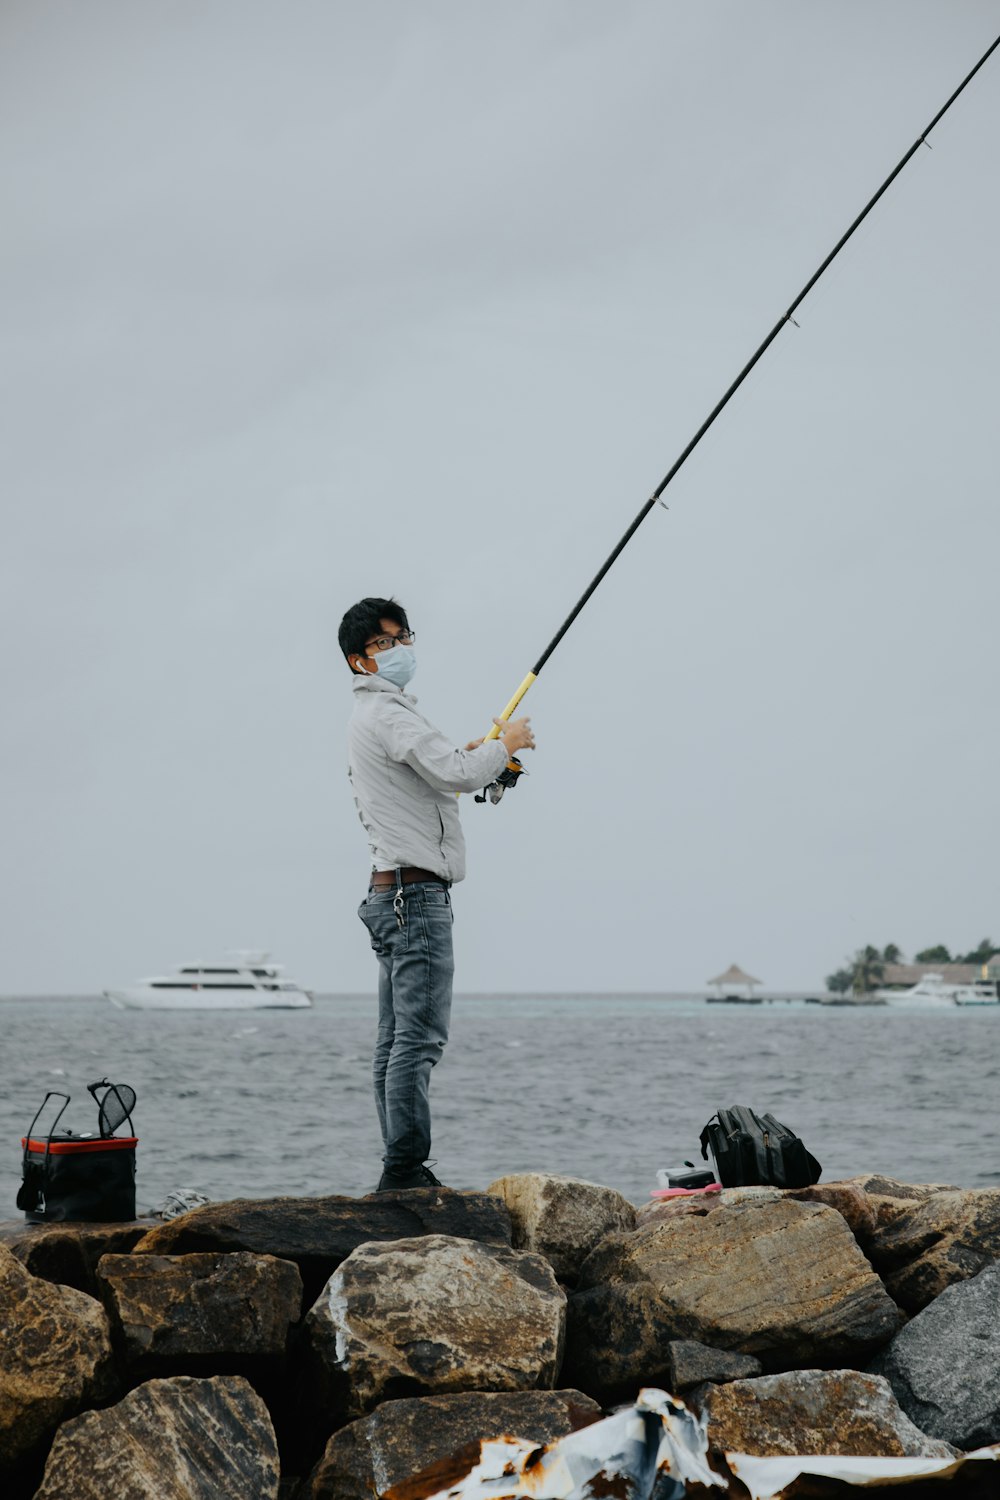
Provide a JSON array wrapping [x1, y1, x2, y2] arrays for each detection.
[[363, 630, 415, 653]]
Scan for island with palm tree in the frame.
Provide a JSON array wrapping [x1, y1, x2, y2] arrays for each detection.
[[826, 939, 1000, 999]]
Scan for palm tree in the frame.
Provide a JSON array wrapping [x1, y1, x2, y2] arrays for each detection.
[[850, 945, 886, 996]]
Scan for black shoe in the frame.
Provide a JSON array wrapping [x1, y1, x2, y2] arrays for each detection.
[[375, 1162, 444, 1192]]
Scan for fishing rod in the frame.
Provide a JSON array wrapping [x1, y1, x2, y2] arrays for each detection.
[[475, 30, 1000, 806]]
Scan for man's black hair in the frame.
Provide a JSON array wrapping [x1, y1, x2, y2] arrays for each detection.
[[338, 597, 410, 668]]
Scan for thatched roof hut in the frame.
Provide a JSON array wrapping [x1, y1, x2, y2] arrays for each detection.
[[707, 963, 762, 996]]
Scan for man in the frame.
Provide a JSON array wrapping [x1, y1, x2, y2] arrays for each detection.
[[339, 596, 535, 1190]]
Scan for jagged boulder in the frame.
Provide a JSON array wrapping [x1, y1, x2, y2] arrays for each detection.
[[563, 1281, 763, 1404], [785, 1181, 878, 1240], [578, 1196, 898, 1370], [870, 1260, 1000, 1450], [848, 1175, 959, 1229], [132, 1191, 511, 1305], [96, 1251, 303, 1372], [563, 1281, 677, 1402], [854, 1182, 1000, 1312], [0, 1218, 155, 1297], [0, 1245, 116, 1474], [33, 1376, 279, 1498], [486, 1172, 636, 1283], [300, 1389, 602, 1500], [305, 1233, 566, 1420], [695, 1369, 956, 1459]]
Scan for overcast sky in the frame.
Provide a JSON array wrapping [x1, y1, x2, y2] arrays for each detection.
[[3, 2, 998, 996]]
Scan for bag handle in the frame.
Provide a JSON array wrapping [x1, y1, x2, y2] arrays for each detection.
[[22, 1091, 71, 1204], [699, 1112, 721, 1161]]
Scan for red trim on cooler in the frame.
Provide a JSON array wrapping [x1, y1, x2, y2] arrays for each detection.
[[21, 1137, 138, 1155]]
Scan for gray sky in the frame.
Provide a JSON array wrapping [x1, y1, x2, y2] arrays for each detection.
[[3, 1, 998, 995]]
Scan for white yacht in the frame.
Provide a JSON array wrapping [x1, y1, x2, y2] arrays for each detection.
[[876, 972, 962, 1007], [105, 952, 313, 1010]]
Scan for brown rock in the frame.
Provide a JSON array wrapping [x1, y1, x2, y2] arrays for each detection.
[[696, 1368, 956, 1459], [132, 1190, 511, 1306], [96, 1251, 303, 1372], [301, 1389, 602, 1500], [0, 1244, 116, 1473], [578, 1197, 899, 1369], [305, 1233, 566, 1420], [486, 1173, 636, 1283], [844, 1175, 958, 1230], [0, 1218, 156, 1297], [785, 1181, 877, 1240], [857, 1185, 1000, 1312], [562, 1282, 763, 1404], [34, 1375, 279, 1499], [634, 1188, 782, 1230]]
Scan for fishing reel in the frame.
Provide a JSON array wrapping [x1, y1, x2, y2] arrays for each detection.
[[475, 757, 526, 805]]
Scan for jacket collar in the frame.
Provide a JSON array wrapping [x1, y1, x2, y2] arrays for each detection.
[[351, 674, 417, 703]]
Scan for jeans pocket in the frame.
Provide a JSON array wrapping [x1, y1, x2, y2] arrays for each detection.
[[358, 900, 387, 957], [359, 895, 409, 956]]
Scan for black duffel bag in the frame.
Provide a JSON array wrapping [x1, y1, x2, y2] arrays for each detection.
[[17, 1086, 138, 1223], [699, 1105, 821, 1189]]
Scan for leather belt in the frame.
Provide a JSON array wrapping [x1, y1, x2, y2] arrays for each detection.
[[370, 867, 448, 890]]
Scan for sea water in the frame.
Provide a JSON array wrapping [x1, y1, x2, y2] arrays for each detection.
[[1, 994, 997, 1215]]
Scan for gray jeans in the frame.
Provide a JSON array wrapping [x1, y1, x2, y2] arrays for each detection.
[[357, 880, 455, 1172]]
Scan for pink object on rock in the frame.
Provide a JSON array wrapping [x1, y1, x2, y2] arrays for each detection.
[[650, 1184, 723, 1200]]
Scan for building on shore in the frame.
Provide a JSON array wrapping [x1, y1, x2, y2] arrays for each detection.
[[880, 961, 994, 990]]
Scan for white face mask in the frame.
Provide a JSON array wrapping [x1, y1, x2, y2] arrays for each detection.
[[369, 643, 416, 688]]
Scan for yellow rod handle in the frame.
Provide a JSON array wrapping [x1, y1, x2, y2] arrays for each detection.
[[484, 671, 537, 740]]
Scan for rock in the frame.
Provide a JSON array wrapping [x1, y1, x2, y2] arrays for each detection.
[[0, 1218, 156, 1297], [33, 1375, 279, 1499], [695, 1369, 956, 1459], [856, 1184, 1000, 1312], [305, 1233, 566, 1420], [785, 1181, 877, 1240], [0, 1244, 116, 1474], [668, 1340, 764, 1391], [869, 1260, 1000, 1449], [96, 1251, 303, 1373], [578, 1197, 899, 1370], [562, 1281, 678, 1403], [847, 1175, 959, 1230], [132, 1191, 511, 1306], [562, 1283, 763, 1404], [634, 1187, 783, 1230], [486, 1173, 636, 1283], [300, 1389, 602, 1500]]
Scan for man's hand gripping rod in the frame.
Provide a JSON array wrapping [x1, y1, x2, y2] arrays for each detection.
[[474, 671, 536, 804]]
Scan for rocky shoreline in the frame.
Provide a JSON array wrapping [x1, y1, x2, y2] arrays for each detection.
[[1, 1172, 998, 1498]]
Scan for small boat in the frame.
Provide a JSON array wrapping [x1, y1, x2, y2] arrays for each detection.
[[953, 981, 999, 1007], [105, 952, 312, 1010]]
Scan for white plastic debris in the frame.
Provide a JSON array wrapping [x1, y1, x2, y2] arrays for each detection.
[[727, 1446, 1000, 1499], [420, 1387, 721, 1499], [155, 1188, 211, 1220]]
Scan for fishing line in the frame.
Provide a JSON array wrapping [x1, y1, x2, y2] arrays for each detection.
[[476, 31, 1000, 806]]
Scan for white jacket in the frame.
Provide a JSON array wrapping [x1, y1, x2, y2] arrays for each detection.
[[347, 675, 509, 883]]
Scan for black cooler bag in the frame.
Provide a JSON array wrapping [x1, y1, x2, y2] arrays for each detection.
[[17, 1089, 137, 1223]]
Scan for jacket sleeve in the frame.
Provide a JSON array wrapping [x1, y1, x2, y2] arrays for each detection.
[[375, 701, 511, 793]]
